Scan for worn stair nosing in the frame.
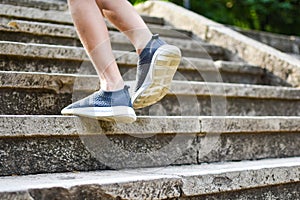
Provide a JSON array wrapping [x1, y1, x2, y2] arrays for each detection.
[[0, 157, 299, 198], [0, 115, 299, 176], [0, 0, 68, 11], [0, 71, 99, 93], [0, 20, 202, 49], [0, 3, 165, 25], [0, 115, 299, 137], [1, 19, 192, 40], [0, 36, 224, 61], [0, 115, 200, 137], [0, 41, 267, 76], [0, 41, 211, 61], [0, 71, 299, 99]]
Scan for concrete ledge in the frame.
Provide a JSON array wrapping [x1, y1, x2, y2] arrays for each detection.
[[0, 0, 68, 11], [199, 116, 300, 133], [0, 26, 224, 60], [0, 115, 200, 137], [0, 40, 218, 62], [2, 19, 192, 40], [0, 115, 299, 137], [1, 71, 299, 99], [190, 182, 300, 199], [0, 71, 99, 93], [214, 60, 263, 75], [0, 157, 299, 199], [0, 41, 258, 79], [170, 81, 300, 99], [233, 27, 300, 55], [0, 4, 164, 25], [3, 20, 78, 38], [0, 116, 199, 174], [0, 3, 72, 24], [0, 41, 89, 60], [136, 1, 300, 87], [154, 157, 300, 197], [0, 41, 290, 86], [0, 170, 182, 199], [1, 71, 299, 116], [0, 115, 299, 175]]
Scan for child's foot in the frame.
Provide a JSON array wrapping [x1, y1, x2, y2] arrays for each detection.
[[132, 34, 181, 109], [61, 85, 136, 123]]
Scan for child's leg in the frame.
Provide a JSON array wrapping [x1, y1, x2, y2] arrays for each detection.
[[68, 0, 124, 91], [62, 0, 136, 123], [96, 0, 182, 109], [96, 0, 153, 54]]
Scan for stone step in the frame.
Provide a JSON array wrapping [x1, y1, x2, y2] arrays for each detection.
[[0, 71, 299, 116], [234, 27, 300, 55], [0, 115, 300, 176], [0, 0, 68, 11], [0, 157, 299, 199], [1, 18, 192, 40], [289, 53, 300, 60], [0, 20, 193, 45], [0, 4, 164, 26], [0, 41, 289, 86], [0, 24, 222, 59]]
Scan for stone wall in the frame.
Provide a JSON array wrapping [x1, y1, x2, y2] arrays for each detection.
[[233, 27, 300, 55]]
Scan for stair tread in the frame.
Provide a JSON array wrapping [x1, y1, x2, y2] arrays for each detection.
[[2, 39, 289, 86], [2, 39, 285, 85], [0, 41, 246, 74], [0, 3, 164, 25], [0, 157, 299, 198], [0, 0, 68, 11], [1, 71, 299, 99], [1, 115, 299, 137], [1, 19, 194, 39], [0, 115, 299, 175], [0, 37, 223, 61], [0, 41, 271, 81]]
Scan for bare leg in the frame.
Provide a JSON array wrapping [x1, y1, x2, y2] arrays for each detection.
[[68, 0, 124, 91], [95, 0, 181, 109], [96, 0, 153, 54], [63, 0, 180, 119]]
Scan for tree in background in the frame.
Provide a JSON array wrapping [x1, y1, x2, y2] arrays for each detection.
[[130, 0, 300, 36]]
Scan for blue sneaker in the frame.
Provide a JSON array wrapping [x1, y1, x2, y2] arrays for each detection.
[[61, 85, 136, 123], [132, 34, 181, 109]]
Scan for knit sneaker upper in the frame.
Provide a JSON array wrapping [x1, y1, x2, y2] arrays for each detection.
[[64, 85, 132, 109], [135, 34, 166, 92]]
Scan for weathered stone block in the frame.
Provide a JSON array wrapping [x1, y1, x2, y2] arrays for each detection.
[[0, 157, 299, 199]]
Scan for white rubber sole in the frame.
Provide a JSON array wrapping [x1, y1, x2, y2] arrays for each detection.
[[61, 106, 137, 123], [132, 44, 181, 109]]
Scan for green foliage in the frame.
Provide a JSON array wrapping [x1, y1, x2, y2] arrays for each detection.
[[129, 0, 147, 5], [223, 0, 300, 35], [130, 0, 300, 36]]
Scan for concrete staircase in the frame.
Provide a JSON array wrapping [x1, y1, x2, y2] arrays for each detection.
[[0, 0, 299, 199]]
